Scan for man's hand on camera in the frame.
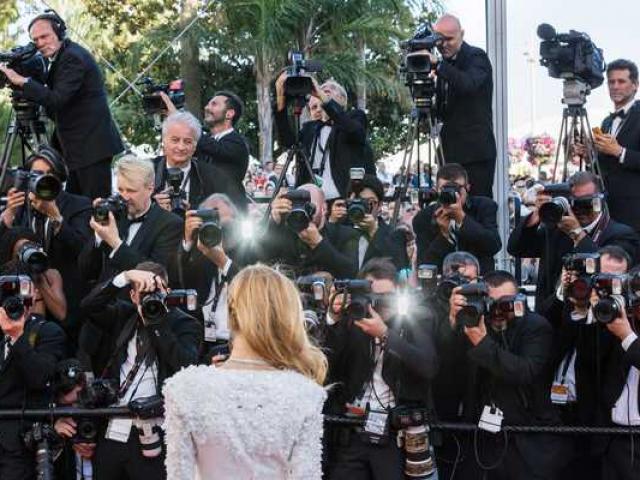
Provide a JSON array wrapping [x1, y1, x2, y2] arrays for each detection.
[[0, 64, 27, 87], [448, 286, 466, 330], [153, 191, 172, 212], [354, 305, 388, 339], [90, 211, 122, 249], [0, 307, 25, 341], [606, 305, 634, 341], [442, 192, 466, 225], [29, 193, 63, 229], [298, 222, 323, 249], [73, 442, 96, 460], [124, 270, 163, 293], [54, 417, 77, 438], [558, 208, 584, 242], [270, 189, 292, 224], [0, 188, 26, 227], [464, 317, 487, 346], [184, 210, 203, 245], [357, 213, 378, 239], [198, 240, 229, 269], [310, 77, 329, 103], [158, 91, 178, 115], [525, 188, 550, 227], [329, 200, 347, 224], [434, 207, 451, 239]]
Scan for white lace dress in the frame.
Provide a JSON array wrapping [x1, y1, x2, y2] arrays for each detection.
[[163, 364, 327, 480]]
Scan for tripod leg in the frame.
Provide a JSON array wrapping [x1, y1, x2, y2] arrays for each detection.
[[391, 115, 419, 228], [262, 148, 297, 224], [0, 119, 19, 189], [553, 112, 568, 182]]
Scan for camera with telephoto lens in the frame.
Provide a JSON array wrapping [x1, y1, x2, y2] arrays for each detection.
[[391, 407, 436, 479], [1, 168, 62, 202], [537, 23, 605, 90], [23, 422, 58, 480], [563, 253, 600, 302], [140, 289, 198, 325], [165, 168, 187, 215], [455, 282, 490, 328], [72, 377, 119, 443], [284, 189, 316, 233], [346, 198, 373, 224], [591, 273, 628, 324], [93, 194, 128, 225], [138, 77, 185, 115], [285, 50, 323, 98], [400, 23, 443, 111], [193, 208, 222, 248], [18, 242, 48, 276], [333, 279, 373, 321], [0, 275, 33, 321], [538, 183, 571, 225]]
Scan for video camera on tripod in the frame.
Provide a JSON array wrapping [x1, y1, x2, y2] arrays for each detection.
[[400, 24, 443, 111], [284, 51, 323, 98], [137, 77, 185, 115]]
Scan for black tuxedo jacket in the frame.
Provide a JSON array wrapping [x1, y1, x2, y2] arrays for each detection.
[[196, 130, 249, 210], [325, 220, 409, 272], [153, 156, 225, 209], [324, 313, 438, 413], [275, 100, 375, 197], [437, 42, 497, 166], [412, 195, 501, 275], [599, 100, 640, 232], [78, 203, 183, 287], [79, 278, 200, 388], [507, 214, 639, 313], [259, 220, 358, 279], [21, 40, 123, 170], [0, 315, 67, 451]]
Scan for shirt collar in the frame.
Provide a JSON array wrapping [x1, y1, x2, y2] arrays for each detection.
[[583, 212, 603, 235], [616, 97, 636, 115], [214, 128, 234, 141]]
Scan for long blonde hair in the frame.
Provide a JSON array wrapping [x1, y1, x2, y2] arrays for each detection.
[[227, 264, 328, 385]]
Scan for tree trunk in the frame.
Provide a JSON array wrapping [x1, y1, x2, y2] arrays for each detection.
[[356, 37, 367, 110], [180, 0, 202, 119], [255, 58, 273, 165]]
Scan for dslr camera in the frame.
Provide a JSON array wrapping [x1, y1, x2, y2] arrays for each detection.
[[1, 168, 62, 202], [284, 189, 316, 232], [165, 168, 187, 215], [563, 253, 600, 302], [93, 194, 128, 225], [537, 23, 605, 90], [592, 273, 627, 324], [140, 289, 198, 325], [436, 268, 470, 303], [284, 50, 323, 98], [18, 242, 48, 276], [192, 209, 223, 248], [538, 183, 571, 225], [0, 275, 33, 321], [455, 283, 490, 328], [333, 279, 373, 321], [72, 378, 119, 443], [138, 77, 185, 115]]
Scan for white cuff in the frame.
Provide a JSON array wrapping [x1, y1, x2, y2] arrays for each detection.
[[182, 240, 193, 252], [619, 148, 627, 164], [112, 272, 129, 288], [220, 258, 232, 277], [622, 332, 638, 351], [94, 232, 102, 247]]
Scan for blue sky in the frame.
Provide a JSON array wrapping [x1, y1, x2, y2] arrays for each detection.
[[444, 0, 639, 137]]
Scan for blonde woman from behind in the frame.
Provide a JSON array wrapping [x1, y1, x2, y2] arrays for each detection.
[[163, 264, 328, 479]]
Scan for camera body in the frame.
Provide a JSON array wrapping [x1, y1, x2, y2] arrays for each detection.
[[285, 50, 323, 98], [193, 208, 222, 248], [2, 168, 62, 202], [0, 275, 33, 321], [165, 168, 187, 215], [537, 23, 605, 90], [592, 273, 627, 324], [333, 279, 373, 321], [140, 289, 198, 325], [456, 282, 490, 328], [18, 242, 48, 276], [93, 194, 128, 225], [284, 189, 316, 233], [539, 183, 571, 225], [400, 24, 442, 110], [0, 43, 47, 90], [72, 378, 119, 443], [436, 271, 470, 303], [138, 77, 185, 115], [346, 198, 373, 224], [563, 253, 600, 302], [297, 275, 328, 310]]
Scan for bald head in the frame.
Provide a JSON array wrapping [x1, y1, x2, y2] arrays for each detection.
[[434, 14, 464, 58]]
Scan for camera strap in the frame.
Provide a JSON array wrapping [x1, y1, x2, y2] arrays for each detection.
[[311, 123, 331, 176]]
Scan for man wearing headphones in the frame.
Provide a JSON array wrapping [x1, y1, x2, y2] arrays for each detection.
[[0, 11, 124, 200], [0, 145, 93, 341]]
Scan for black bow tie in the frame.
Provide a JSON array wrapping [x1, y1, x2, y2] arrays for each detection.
[[608, 110, 627, 121]]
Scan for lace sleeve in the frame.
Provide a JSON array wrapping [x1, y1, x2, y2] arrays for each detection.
[[288, 391, 326, 480], [163, 377, 196, 480]]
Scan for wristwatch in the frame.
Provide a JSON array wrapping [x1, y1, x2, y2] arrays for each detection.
[[569, 227, 583, 240]]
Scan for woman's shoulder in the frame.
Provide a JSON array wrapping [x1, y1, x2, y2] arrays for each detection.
[[163, 364, 215, 400]]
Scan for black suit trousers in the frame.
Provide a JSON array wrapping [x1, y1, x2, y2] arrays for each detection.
[[67, 158, 113, 200], [94, 428, 166, 480], [602, 435, 640, 480], [328, 432, 404, 480], [464, 159, 495, 198], [0, 442, 34, 480]]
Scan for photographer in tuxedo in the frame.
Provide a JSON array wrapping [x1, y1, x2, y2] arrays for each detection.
[[0, 272, 67, 480], [153, 112, 225, 216], [78, 155, 183, 287], [79, 262, 200, 480], [275, 73, 375, 200], [0, 12, 123, 199], [413, 14, 496, 197]]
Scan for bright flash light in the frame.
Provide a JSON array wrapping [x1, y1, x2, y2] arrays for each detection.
[[240, 219, 255, 240], [397, 292, 411, 317]]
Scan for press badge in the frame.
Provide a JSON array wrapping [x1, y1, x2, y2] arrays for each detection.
[[364, 410, 389, 436], [478, 405, 503, 433], [204, 319, 217, 342], [550, 383, 569, 405]]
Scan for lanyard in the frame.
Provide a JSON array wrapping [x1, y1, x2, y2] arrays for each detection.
[[311, 124, 331, 176]]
